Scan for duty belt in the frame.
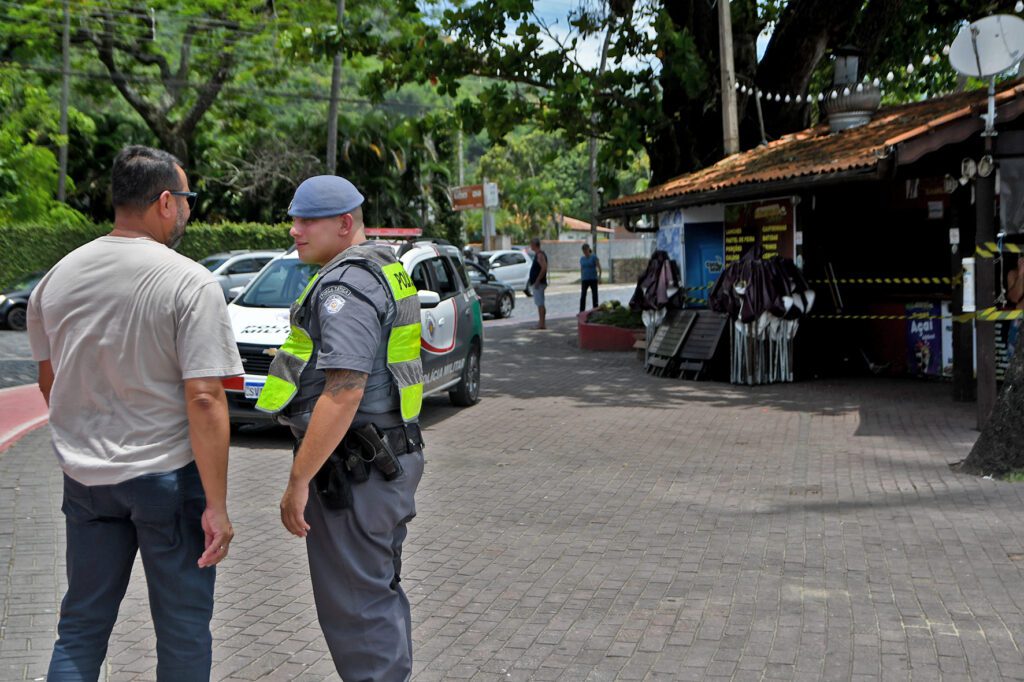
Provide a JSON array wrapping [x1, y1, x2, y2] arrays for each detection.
[[378, 422, 424, 456]]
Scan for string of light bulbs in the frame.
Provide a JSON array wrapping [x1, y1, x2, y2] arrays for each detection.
[[733, 44, 958, 105]]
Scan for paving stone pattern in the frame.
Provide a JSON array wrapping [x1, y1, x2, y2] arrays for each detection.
[[3, 319, 1024, 680], [0, 330, 35, 390]]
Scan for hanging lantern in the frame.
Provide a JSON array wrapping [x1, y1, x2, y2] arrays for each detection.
[[922, 55, 932, 66], [784, 94, 791, 103], [886, 71, 895, 82]]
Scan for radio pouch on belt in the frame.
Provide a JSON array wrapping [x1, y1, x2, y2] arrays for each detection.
[[292, 438, 355, 510], [313, 452, 353, 510]]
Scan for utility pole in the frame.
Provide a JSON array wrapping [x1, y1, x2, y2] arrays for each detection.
[[589, 10, 615, 257], [717, 0, 739, 155], [325, 0, 345, 174], [457, 128, 464, 186], [57, 0, 70, 202]]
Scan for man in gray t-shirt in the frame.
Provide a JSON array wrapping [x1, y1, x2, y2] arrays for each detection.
[[27, 146, 242, 681]]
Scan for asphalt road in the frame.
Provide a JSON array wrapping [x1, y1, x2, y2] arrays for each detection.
[[485, 283, 636, 327], [0, 281, 639, 388]]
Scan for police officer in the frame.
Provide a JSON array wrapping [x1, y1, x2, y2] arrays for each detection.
[[255, 175, 425, 681]]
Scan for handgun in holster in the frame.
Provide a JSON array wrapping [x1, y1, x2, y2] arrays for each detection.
[[346, 423, 404, 481]]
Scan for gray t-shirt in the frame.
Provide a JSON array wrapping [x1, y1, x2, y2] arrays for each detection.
[[27, 236, 243, 486], [280, 262, 400, 433]]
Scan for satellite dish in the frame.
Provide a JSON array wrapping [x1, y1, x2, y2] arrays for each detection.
[[949, 14, 1024, 78]]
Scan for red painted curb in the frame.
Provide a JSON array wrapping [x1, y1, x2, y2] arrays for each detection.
[[0, 384, 49, 453]]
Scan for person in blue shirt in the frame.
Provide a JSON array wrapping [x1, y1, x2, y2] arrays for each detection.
[[579, 243, 602, 312]]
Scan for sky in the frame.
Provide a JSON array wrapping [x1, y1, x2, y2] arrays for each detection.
[[528, 0, 771, 71]]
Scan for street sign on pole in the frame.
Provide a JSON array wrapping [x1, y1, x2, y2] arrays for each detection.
[[451, 184, 485, 211], [483, 182, 499, 208]]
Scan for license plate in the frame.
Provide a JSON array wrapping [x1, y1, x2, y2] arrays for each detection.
[[244, 381, 264, 399]]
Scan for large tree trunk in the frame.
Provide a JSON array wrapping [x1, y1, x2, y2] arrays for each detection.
[[956, 336, 1024, 476], [646, 0, 875, 183]]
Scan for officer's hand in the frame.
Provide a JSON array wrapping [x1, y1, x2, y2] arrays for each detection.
[[280, 480, 311, 537], [198, 506, 233, 568]]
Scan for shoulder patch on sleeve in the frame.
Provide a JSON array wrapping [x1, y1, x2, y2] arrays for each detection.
[[319, 284, 352, 300], [322, 294, 346, 315]]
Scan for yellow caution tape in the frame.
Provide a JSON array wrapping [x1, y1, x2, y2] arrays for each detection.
[[976, 242, 1024, 258], [809, 308, 1023, 322], [809, 276, 953, 285], [810, 313, 946, 321], [975, 307, 1024, 321]]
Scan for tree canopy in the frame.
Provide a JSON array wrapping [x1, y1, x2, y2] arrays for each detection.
[[366, 0, 1018, 185], [0, 0, 1017, 232]]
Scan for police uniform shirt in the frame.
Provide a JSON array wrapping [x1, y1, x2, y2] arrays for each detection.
[[281, 263, 401, 433]]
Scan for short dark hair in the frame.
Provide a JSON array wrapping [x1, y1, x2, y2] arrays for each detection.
[[111, 145, 183, 209], [530, 237, 541, 247]]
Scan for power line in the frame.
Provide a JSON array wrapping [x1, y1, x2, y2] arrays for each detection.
[[3, 61, 443, 112], [0, 0, 269, 38]]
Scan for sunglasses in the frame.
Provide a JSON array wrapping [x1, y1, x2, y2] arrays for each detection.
[[149, 190, 199, 210]]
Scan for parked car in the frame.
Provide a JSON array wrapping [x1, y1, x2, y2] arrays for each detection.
[[198, 250, 283, 300], [0, 271, 45, 331], [222, 240, 484, 423], [479, 249, 533, 288], [466, 262, 515, 318]]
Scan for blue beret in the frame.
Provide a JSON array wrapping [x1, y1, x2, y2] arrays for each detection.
[[288, 175, 365, 218]]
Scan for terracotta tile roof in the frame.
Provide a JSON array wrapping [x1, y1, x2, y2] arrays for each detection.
[[609, 80, 1024, 210], [559, 214, 612, 233]]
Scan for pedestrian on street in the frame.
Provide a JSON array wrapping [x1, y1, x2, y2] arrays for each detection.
[[528, 237, 548, 329], [27, 145, 241, 681], [256, 175, 426, 681], [579, 242, 602, 312]]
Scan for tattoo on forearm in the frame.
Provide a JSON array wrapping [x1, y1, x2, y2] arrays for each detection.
[[324, 369, 367, 396]]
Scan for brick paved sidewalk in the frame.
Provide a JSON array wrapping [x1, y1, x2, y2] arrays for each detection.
[[3, 319, 1024, 680]]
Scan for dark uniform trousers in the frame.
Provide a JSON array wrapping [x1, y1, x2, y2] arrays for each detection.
[[304, 449, 425, 682]]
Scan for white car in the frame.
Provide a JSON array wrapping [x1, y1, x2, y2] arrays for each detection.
[[198, 250, 284, 300], [479, 249, 533, 288], [222, 240, 484, 423]]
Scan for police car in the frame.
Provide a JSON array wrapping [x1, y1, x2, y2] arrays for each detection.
[[222, 233, 484, 423]]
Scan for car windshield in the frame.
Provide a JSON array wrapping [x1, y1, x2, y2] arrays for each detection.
[[233, 258, 318, 308], [199, 256, 228, 272]]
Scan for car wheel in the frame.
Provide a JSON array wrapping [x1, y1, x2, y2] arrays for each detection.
[[5, 305, 27, 331], [496, 293, 514, 318], [449, 343, 481, 407]]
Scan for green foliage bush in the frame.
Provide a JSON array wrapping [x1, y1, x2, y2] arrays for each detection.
[[587, 300, 643, 329], [0, 222, 293, 289]]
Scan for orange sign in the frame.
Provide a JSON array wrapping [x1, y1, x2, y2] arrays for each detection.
[[451, 184, 484, 211]]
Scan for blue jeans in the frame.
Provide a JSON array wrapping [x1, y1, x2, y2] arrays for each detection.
[[48, 461, 215, 682]]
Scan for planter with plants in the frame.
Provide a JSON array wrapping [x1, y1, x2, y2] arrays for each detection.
[[577, 301, 645, 351]]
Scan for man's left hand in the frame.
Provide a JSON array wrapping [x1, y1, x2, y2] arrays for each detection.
[[198, 506, 233, 568], [280, 479, 311, 537]]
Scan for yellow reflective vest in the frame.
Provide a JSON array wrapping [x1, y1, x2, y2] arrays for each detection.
[[255, 243, 424, 423]]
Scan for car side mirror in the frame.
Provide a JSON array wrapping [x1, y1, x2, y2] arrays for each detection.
[[487, 273, 497, 282], [227, 285, 244, 301], [418, 290, 441, 309]]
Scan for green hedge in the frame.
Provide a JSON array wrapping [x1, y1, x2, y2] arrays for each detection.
[[0, 221, 293, 289]]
